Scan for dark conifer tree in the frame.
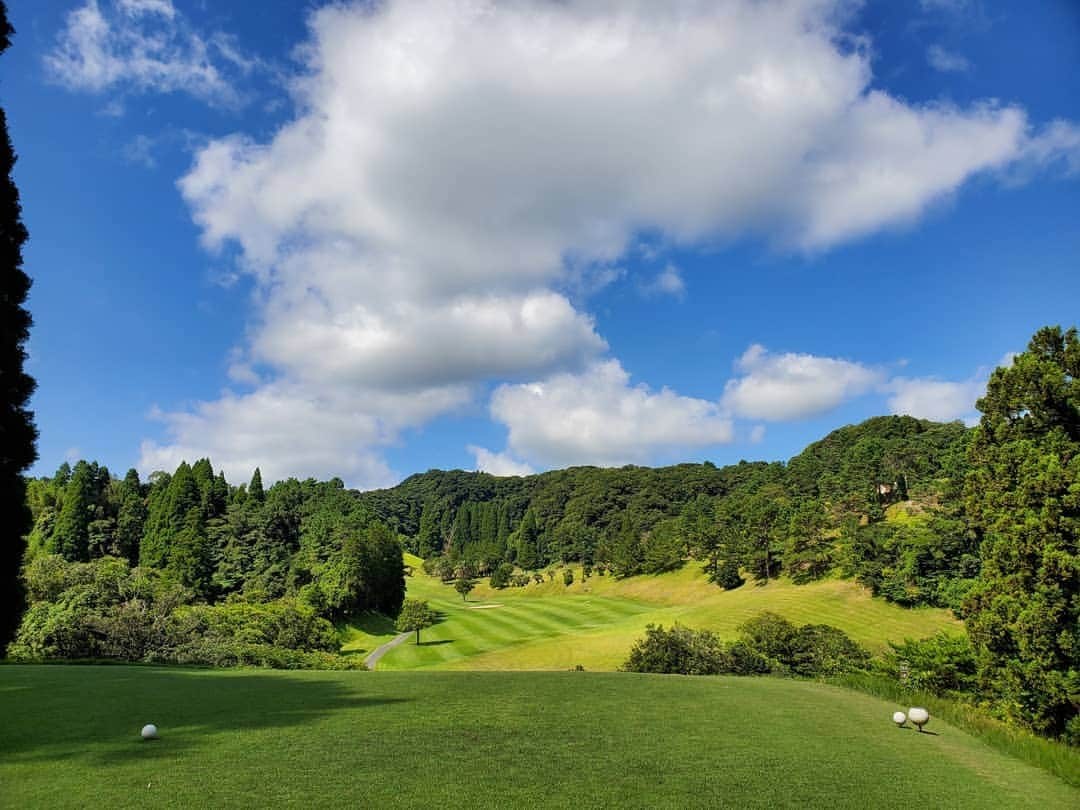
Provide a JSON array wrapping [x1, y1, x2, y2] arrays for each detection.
[[246, 466, 265, 504], [115, 469, 146, 564], [0, 3, 37, 652], [53, 461, 91, 561]]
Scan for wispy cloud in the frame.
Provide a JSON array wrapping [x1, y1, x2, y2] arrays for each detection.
[[641, 264, 686, 300], [927, 44, 971, 73], [44, 0, 263, 108]]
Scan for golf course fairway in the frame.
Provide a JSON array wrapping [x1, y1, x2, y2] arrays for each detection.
[[2, 665, 1076, 808]]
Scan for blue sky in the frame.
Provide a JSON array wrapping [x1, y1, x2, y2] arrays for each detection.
[[5, 0, 1079, 488]]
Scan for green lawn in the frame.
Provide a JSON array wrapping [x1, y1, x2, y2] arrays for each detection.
[[379, 559, 962, 671], [1, 665, 1074, 808]]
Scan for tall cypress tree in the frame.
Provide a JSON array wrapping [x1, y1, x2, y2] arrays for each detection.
[[248, 467, 265, 503], [52, 460, 92, 561], [0, 3, 37, 652]]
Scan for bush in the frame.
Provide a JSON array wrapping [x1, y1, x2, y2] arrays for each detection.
[[489, 562, 514, 589], [789, 624, 871, 677], [879, 632, 976, 694], [622, 624, 726, 675], [150, 639, 364, 670], [563, 569, 574, 586], [173, 600, 339, 653], [736, 612, 799, 670], [713, 558, 745, 590], [622, 613, 870, 678]]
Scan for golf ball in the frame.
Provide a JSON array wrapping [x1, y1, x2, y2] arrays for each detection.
[[141, 724, 158, 740]]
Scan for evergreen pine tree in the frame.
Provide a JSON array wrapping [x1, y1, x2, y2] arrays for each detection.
[[248, 467, 265, 503], [516, 509, 540, 570], [52, 461, 91, 561], [417, 500, 440, 558], [115, 469, 146, 564], [963, 326, 1080, 738], [139, 471, 172, 568], [0, 2, 37, 652]]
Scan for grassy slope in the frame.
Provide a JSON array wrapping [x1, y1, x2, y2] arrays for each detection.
[[378, 557, 961, 671], [2, 666, 1075, 809]]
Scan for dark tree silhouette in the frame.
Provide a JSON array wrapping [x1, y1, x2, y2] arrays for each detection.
[[0, 1, 38, 653]]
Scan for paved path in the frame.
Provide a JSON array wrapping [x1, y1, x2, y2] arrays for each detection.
[[364, 632, 410, 670]]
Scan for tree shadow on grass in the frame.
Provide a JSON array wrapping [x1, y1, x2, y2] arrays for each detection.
[[345, 610, 398, 637], [0, 666, 409, 765], [417, 639, 453, 647]]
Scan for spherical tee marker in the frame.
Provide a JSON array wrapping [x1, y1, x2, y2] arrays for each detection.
[[892, 711, 907, 727], [908, 708, 930, 732]]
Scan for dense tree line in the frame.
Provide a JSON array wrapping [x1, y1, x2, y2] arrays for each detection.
[[14, 460, 405, 666], [0, 2, 37, 655], [357, 416, 971, 605]]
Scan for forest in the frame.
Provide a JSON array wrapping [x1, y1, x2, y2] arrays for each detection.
[[9, 325, 1079, 742]]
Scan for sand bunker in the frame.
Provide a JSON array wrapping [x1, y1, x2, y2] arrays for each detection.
[[467, 604, 504, 610]]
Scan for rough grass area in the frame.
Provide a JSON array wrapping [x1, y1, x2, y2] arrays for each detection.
[[379, 558, 961, 671], [1, 666, 1074, 809]]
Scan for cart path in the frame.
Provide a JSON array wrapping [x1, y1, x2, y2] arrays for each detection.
[[363, 632, 410, 670]]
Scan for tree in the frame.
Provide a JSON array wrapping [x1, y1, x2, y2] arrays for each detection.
[[489, 562, 513, 589], [396, 598, 436, 644], [784, 499, 832, 583], [963, 326, 1080, 738], [454, 577, 476, 602], [248, 467, 265, 504], [0, 1, 37, 652], [52, 461, 92, 561]]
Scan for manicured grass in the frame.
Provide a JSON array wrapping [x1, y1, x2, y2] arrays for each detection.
[[383, 561, 961, 671], [338, 611, 400, 658], [2, 665, 1074, 808]]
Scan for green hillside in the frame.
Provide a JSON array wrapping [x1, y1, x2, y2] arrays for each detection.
[[364, 554, 961, 672], [2, 666, 1075, 809]]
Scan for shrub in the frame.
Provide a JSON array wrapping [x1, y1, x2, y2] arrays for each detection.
[[713, 558, 744, 590], [489, 562, 514, 589], [789, 624, 871, 677], [622, 613, 869, 678], [879, 632, 977, 694], [622, 624, 726, 675], [150, 639, 364, 670], [736, 612, 799, 670], [563, 569, 574, 586]]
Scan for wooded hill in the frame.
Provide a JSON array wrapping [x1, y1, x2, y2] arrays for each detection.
[[360, 415, 971, 610]]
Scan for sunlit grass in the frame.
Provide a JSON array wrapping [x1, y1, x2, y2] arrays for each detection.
[[2, 665, 1074, 808], [381, 559, 961, 671]]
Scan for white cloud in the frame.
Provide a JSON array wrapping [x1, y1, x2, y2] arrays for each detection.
[[926, 44, 971, 73], [722, 344, 882, 421], [641, 264, 686, 299], [44, 0, 258, 107], [489, 360, 734, 469], [885, 377, 985, 424], [749, 425, 767, 444], [139, 381, 469, 488], [142, 0, 1076, 483], [468, 446, 536, 478], [1017, 120, 1080, 179], [251, 287, 605, 390]]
